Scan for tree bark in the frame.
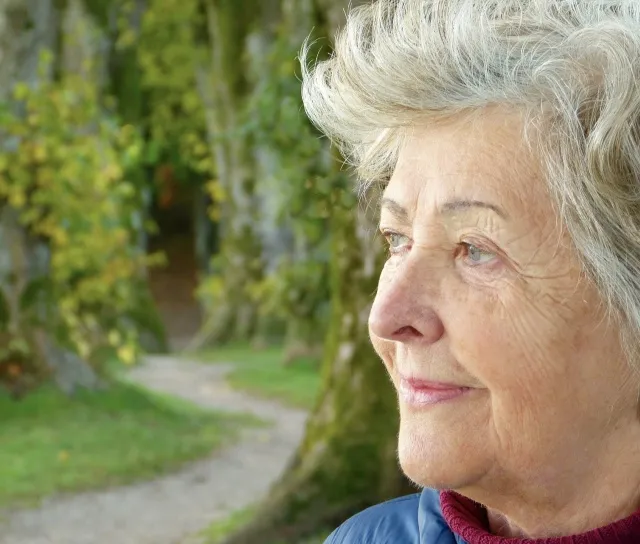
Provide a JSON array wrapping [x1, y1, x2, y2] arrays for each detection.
[[0, 0, 108, 395], [104, 0, 169, 354], [218, 0, 413, 540], [223, 196, 413, 544], [191, 0, 266, 347]]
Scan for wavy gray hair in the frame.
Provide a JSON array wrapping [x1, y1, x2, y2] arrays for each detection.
[[301, 0, 640, 365]]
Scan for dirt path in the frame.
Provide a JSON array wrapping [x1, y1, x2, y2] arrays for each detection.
[[0, 356, 308, 544]]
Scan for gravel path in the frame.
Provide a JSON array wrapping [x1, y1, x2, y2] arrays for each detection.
[[0, 356, 308, 544]]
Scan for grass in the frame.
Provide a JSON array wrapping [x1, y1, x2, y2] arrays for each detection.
[[199, 505, 330, 544], [197, 344, 322, 410], [0, 379, 258, 509], [200, 506, 256, 542]]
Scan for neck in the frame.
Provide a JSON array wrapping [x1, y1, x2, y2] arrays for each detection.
[[465, 422, 640, 538], [486, 493, 640, 539]]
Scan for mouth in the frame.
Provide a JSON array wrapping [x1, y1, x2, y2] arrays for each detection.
[[397, 377, 473, 407]]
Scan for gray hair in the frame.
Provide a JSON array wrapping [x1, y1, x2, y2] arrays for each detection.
[[301, 0, 640, 365]]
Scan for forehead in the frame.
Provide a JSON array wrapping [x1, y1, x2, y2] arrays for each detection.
[[385, 110, 545, 216]]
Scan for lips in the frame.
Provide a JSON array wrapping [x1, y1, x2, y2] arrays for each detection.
[[397, 377, 472, 406]]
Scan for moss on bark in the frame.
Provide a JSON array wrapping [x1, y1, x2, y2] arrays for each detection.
[[220, 194, 413, 544], [204, 2, 412, 539], [192, 0, 267, 347]]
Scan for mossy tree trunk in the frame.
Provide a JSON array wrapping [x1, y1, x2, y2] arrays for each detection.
[[247, 0, 288, 350], [193, 0, 266, 347], [278, 0, 327, 364], [220, 0, 413, 541], [223, 196, 412, 544], [0, 0, 103, 395], [104, 0, 170, 354]]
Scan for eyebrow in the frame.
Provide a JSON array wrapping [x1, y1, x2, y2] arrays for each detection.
[[379, 197, 410, 222], [379, 197, 508, 221]]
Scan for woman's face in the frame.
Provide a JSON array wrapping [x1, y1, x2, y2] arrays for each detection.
[[369, 110, 640, 506]]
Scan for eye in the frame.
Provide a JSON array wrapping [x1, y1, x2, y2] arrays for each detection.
[[381, 230, 410, 255], [459, 242, 496, 266]]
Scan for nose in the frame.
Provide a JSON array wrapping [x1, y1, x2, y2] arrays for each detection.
[[369, 259, 445, 344]]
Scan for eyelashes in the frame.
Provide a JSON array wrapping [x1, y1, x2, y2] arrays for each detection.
[[381, 230, 410, 255], [456, 242, 498, 266]]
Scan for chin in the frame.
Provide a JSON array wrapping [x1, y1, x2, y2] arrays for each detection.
[[397, 409, 488, 490]]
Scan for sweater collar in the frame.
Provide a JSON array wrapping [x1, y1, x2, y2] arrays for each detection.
[[440, 490, 640, 544]]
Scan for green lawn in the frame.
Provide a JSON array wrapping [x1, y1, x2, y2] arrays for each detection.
[[197, 344, 322, 410], [0, 380, 257, 508], [200, 505, 329, 544]]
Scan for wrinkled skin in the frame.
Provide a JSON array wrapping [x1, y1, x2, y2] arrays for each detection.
[[368, 109, 640, 538]]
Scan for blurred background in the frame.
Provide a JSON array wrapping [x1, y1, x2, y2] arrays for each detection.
[[0, 1, 413, 543]]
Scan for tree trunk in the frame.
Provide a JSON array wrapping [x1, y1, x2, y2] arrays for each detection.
[[223, 197, 412, 544], [0, 0, 106, 395], [219, 0, 413, 540], [248, 0, 288, 276], [191, 0, 266, 347], [104, 0, 169, 354]]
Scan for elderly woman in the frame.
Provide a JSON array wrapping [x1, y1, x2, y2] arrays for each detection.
[[301, 0, 640, 542]]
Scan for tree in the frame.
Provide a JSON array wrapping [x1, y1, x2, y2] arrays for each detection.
[[220, 1, 414, 542], [0, 0, 102, 396], [192, 0, 267, 347], [243, 0, 333, 361], [0, 0, 161, 396]]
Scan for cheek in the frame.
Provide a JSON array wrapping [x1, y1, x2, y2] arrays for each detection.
[[445, 279, 578, 396]]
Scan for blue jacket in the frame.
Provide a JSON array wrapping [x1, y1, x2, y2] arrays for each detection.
[[325, 489, 468, 544]]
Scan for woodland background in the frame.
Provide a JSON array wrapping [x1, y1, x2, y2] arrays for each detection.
[[0, 1, 412, 543]]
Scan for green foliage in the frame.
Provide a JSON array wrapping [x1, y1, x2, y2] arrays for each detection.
[[244, 23, 333, 223], [137, 0, 211, 179], [251, 257, 328, 321], [0, 54, 155, 373], [242, 24, 356, 343], [0, 379, 257, 508], [113, 0, 359, 352], [249, 255, 330, 346], [235, 23, 353, 344], [0, 288, 9, 330]]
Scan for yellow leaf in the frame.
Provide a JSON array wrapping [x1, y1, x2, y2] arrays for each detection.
[[8, 191, 26, 208], [103, 163, 123, 182], [207, 206, 221, 222], [33, 144, 47, 163], [193, 142, 207, 157], [117, 344, 136, 365], [196, 157, 212, 173], [50, 227, 69, 246], [58, 450, 70, 462], [108, 330, 121, 346], [76, 339, 90, 359], [206, 180, 226, 202]]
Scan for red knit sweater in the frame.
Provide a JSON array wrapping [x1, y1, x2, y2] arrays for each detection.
[[440, 490, 640, 544]]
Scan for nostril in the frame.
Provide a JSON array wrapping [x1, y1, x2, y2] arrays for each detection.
[[393, 325, 422, 339]]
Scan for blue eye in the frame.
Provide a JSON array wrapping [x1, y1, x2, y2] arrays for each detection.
[[382, 231, 410, 254], [463, 243, 496, 265]]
